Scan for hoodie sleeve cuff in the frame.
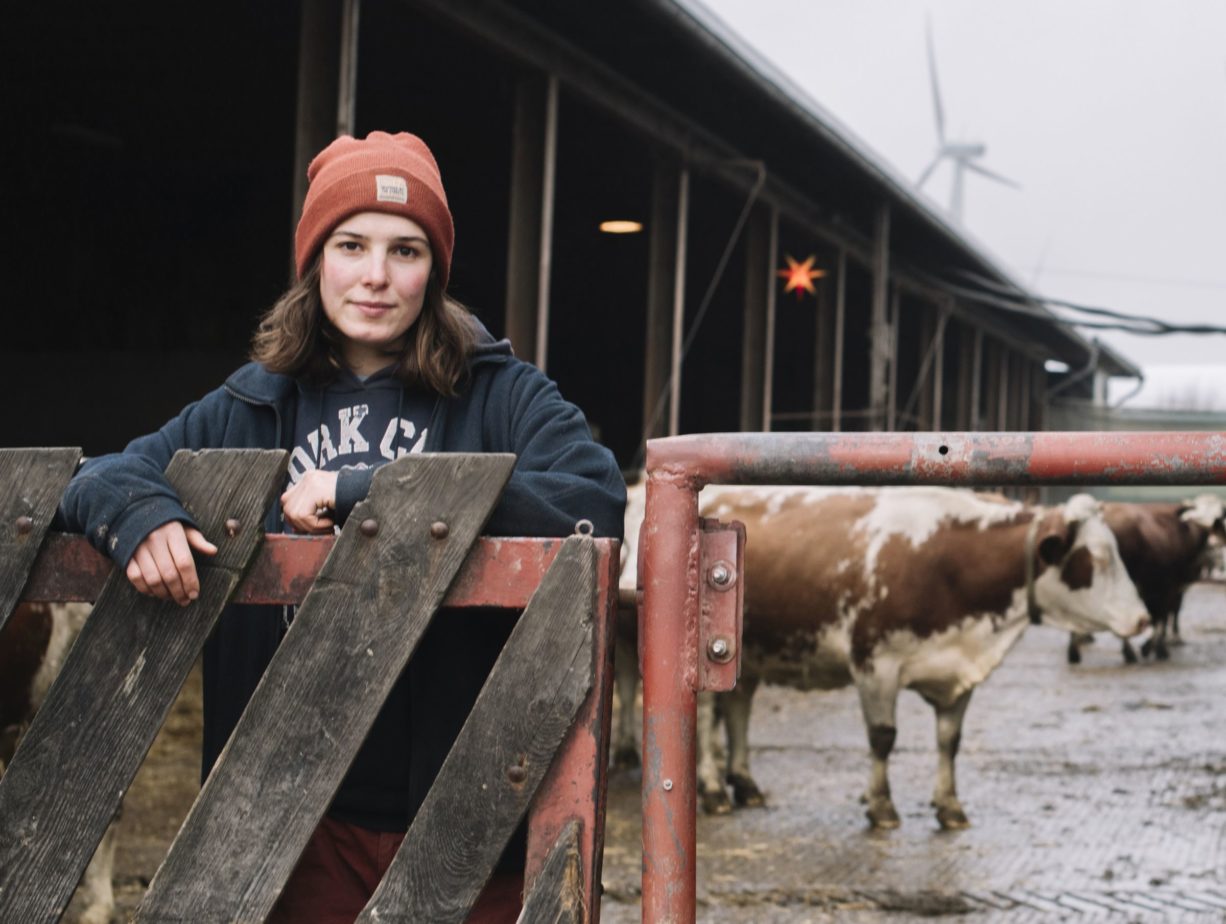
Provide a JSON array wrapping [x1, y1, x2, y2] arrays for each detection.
[[334, 465, 375, 525], [108, 498, 200, 567]]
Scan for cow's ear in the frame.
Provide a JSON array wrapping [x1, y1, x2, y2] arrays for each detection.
[[1036, 515, 1077, 566]]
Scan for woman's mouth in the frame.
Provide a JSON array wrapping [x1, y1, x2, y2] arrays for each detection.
[[352, 301, 395, 316]]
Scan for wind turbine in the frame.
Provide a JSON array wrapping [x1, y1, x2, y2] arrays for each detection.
[[915, 18, 1020, 223]]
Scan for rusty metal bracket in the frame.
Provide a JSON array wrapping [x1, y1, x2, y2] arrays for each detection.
[[696, 517, 744, 692]]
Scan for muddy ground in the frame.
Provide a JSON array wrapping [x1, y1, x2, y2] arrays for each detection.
[[600, 582, 1226, 922], [83, 584, 1226, 922]]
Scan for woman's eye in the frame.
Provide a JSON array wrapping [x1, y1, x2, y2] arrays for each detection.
[[394, 245, 418, 258], [335, 240, 362, 252]]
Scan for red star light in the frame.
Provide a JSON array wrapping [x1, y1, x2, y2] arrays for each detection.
[[777, 254, 826, 300]]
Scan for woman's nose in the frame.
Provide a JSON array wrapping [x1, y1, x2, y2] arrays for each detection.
[[362, 254, 389, 287]]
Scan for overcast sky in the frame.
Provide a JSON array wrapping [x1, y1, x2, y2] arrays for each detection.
[[690, 0, 1226, 405]]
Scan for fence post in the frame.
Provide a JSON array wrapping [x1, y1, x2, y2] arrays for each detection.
[[639, 472, 701, 922]]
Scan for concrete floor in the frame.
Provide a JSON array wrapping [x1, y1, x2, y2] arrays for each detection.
[[599, 582, 1226, 922]]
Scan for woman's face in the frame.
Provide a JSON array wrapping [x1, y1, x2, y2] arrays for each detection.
[[319, 211, 434, 376]]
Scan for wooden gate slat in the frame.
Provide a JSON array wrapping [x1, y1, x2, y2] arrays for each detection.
[[0, 447, 81, 632], [0, 448, 286, 924], [357, 534, 598, 924], [136, 453, 516, 923], [519, 820, 585, 924]]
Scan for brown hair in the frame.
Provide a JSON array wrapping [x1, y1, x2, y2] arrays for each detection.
[[250, 259, 476, 395]]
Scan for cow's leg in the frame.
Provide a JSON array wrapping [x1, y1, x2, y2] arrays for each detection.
[[1142, 613, 1170, 660], [1169, 593, 1185, 646], [1066, 632, 1083, 664], [855, 675, 901, 829], [930, 689, 974, 830], [611, 630, 640, 769], [696, 690, 732, 814], [722, 676, 764, 807], [72, 818, 118, 924], [1120, 638, 1138, 664]]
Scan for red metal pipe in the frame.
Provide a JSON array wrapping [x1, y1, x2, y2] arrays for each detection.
[[639, 473, 701, 922], [647, 431, 1226, 488]]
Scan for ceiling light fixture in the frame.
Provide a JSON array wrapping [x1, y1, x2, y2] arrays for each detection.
[[599, 220, 644, 234]]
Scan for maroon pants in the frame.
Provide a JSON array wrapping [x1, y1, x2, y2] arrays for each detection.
[[267, 816, 523, 924]]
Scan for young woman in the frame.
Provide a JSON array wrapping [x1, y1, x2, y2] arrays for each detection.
[[58, 131, 626, 923]]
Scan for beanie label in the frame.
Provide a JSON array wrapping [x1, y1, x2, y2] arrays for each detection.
[[375, 175, 409, 204]]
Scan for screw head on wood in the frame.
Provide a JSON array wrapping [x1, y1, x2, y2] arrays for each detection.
[[507, 763, 527, 784], [225, 518, 241, 537], [360, 518, 379, 537], [15, 515, 33, 536], [430, 521, 449, 540]]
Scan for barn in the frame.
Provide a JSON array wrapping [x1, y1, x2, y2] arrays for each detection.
[[4, 0, 1139, 464]]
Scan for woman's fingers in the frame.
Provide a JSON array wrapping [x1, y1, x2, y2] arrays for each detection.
[[281, 471, 340, 535], [125, 521, 209, 606], [185, 527, 219, 556]]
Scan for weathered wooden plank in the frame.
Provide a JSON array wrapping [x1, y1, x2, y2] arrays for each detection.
[[357, 535, 598, 923], [0, 449, 285, 924], [0, 447, 80, 633], [520, 820, 585, 924], [136, 453, 516, 923], [524, 538, 620, 921]]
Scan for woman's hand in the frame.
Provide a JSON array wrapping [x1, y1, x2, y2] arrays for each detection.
[[281, 470, 340, 535], [126, 521, 218, 606]]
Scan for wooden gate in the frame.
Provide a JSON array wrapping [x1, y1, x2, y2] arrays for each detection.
[[0, 449, 620, 923]]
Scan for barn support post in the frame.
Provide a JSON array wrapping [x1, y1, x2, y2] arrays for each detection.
[[505, 71, 559, 367], [292, 0, 357, 258], [642, 159, 684, 444], [892, 289, 902, 431], [738, 205, 771, 433], [831, 247, 846, 432], [761, 206, 779, 432], [812, 273, 835, 430], [969, 327, 984, 430], [869, 203, 891, 431], [668, 168, 691, 436], [997, 349, 1010, 430]]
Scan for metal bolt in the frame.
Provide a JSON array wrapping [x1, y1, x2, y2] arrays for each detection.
[[662, 778, 674, 792], [708, 561, 735, 589], [573, 518, 594, 537], [507, 763, 527, 784], [15, 515, 33, 536], [360, 518, 379, 537], [707, 637, 733, 663], [430, 521, 449, 540], [225, 518, 241, 537]]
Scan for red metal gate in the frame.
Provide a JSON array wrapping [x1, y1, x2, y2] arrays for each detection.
[[636, 431, 1226, 923]]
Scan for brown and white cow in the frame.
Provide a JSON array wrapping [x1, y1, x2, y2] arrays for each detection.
[[1, 602, 115, 924], [619, 484, 1149, 829], [1068, 495, 1226, 664]]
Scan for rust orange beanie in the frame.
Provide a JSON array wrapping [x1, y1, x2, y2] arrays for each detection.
[[295, 131, 454, 288]]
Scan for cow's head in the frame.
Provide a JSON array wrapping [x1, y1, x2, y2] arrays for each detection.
[[1031, 493, 1149, 638], [1180, 493, 1226, 546], [1181, 493, 1226, 578]]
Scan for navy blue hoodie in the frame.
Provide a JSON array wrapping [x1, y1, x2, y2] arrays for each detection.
[[58, 322, 626, 847]]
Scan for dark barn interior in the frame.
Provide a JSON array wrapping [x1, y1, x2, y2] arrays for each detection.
[[3, 0, 1129, 466]]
